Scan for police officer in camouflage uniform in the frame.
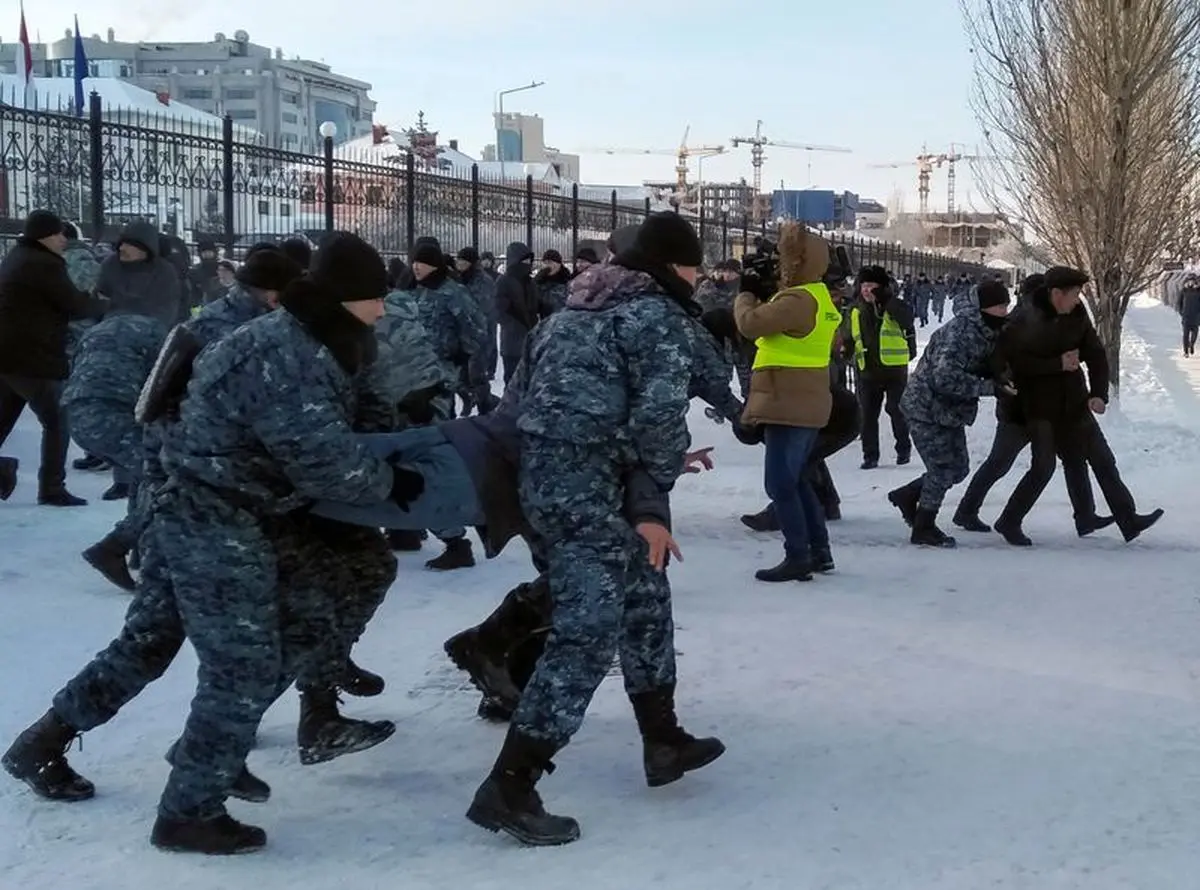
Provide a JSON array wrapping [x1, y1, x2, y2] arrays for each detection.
[[533, 249, 571, 316], [455, 246, 499, 410], [889, 279, 1012, 547], [464, 213, 724, 847], [65, 308, 169, 590]]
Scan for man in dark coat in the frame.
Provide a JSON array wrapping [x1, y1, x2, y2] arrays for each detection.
[[0, 210, 105, 505], [494, 241, 540, 384], [1180, 274, 1200, 356], [97, 222, 182, 327]]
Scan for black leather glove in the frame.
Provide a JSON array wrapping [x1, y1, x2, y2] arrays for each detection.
[[397, 385, 445, 425], [732, 421, 764, 446], [389, 466, 425, 512]]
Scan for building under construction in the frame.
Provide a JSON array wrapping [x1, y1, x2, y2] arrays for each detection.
[[902, 211, 1010, 252]]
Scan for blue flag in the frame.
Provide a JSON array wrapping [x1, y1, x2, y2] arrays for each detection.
[[73, 16, 88, 116]]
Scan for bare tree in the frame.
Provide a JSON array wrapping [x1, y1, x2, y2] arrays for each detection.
[[962, 0, 1200, 390]]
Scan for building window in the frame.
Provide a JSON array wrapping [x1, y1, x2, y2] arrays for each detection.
[[282, 93, 299, 105], [228, 109, 257, 121], [282, 112, 298, 124], [223, 88, 257, 100], [280, 205, 292, 217], [182, 88, 213, 100], [258, 200, 270, 216]]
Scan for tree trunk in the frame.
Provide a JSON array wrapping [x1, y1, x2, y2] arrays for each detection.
[[1090, 295, 1125, 397]]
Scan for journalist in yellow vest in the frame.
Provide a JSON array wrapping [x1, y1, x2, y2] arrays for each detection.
[[733, 223, 841, 583]]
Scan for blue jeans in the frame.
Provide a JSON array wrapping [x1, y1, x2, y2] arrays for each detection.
[[762, 424, 828, 561]]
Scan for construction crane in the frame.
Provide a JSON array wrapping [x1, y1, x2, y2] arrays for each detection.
[[870, 144, 993, 215], [579, 126, 726, 194], [730, 120, 852, 221]]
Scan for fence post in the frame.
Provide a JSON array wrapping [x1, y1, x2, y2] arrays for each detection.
[[610, 191, 618, 232], [525, 175, 534, 250], [698, 204, 706, 250], [221, 116, 234, 255], [87, 92, 104, 241], [404, 154, 415, 251], [322, 132, 335, 233], [571, 183, 579, 259], [742, 223, 749, 256], [644, 196, 651, 219], [721, 211, 728, 261], [470, 164, 480, 249]]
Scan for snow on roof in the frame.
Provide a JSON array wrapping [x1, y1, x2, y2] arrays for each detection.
[[333, 128, 479, 169], [0, 76, 256, 136]]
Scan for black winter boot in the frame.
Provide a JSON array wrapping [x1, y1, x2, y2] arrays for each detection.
[[426, 536, 475, 571], [2, 709, 94, 801], [811, 546, 836, 574], [911, 508, 956, 548], [477, 695, 514, 723], [340, 657, 385, 698], [0, 456, 16, 501], [1119, 508, 1164, 543], [296, 687, 395, 766], [229, 766, 271, 804], [386, 529, 425, 551], [445, 581, 550, 713], [952, 510, 992, 533], [72, 454, 107, 472], [82, 534, 137, 592], [754, 556, 813, 583], [466, 727, 581, 846], [150, 813, 266, 855], [888, 479, 923, 527], [740, 506, 780, 533], [38, 488, 87, 507], [1076, 515, 1115, 537], [101, 481, 130, 502], [629, 686, 725, 788], [993, 515, 1033, 547]]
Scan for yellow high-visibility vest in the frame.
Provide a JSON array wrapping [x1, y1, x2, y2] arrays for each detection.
[[850, 306, 909, 369], [752, 282, 842, 370]]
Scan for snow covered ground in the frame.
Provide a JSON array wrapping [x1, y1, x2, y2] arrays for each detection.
[[2, 295, 1199, 889]]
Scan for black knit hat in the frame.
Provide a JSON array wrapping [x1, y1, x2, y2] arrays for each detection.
[[411, 241, 444, 267], [859, 265, 889, 287], [1019, 272, 1045, 297], [606, 224, 640, 257], [977, 280, 1010, 310], [23, 210, 64, 241], [1044, 265, 1089, 290], [457, 246, 480, 264], [310, 232, 388, 303], [542, 249, 563, 264], [196, 238, 217, 254], [280, 237, 312, 270], [633, 212, 703, 267], [237, 247, 304, 293]]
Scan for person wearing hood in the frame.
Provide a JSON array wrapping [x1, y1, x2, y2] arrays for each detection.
[[0, 210, 107, 506], [910, 272, 935, 327], [734, 223, 843, 582], [850, 265, 916, 470], [986, 266, 1162, 545], [889, 280, 1013, 547], [158, 235, 193, 320], [461, 212, 723, 847], [188, 240, 224, 307], [495, 241, 542, 383], [1179, 274, 1200, 356], [534, 249, 572, 316], [456, 246, 499, 397], [386, 257, 408, 291], [96, 222, 182, 327]]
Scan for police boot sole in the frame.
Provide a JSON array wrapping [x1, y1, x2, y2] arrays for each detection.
[[298, 722, 396, 766], [465, 802, 581, 847], [443, 636, 521, 708]]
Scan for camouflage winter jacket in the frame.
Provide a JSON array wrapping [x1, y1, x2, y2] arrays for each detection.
[[900, 310, 1000, 428], [411, 274, 487, 385], [185, 284, 269, 349], [161, 308, 394, 514], [517, 263, 695, 489], [63, 312, 168, 408], [370, 291, 459, 429], [63, 242, 102, 293], [694, 278, 737, 314], [534, 266, 571, 316]]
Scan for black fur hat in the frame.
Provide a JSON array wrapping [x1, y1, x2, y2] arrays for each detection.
[[280, 237, 313, 270], [310, 232, 388, 303], [634, 212, 703, 267], [237, 248, 304, 293]]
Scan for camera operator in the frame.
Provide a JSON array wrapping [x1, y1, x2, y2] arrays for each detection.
[[733, 223, 843, 583]]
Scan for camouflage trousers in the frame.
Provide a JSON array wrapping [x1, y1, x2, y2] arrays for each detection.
[[156, 488, 396, 820], [512, 437, 676, 749], [66, 397, 144, 549], [909, 420, 970, 511]]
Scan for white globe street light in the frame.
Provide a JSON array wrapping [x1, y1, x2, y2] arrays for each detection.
[[318, 121, 337, 140]]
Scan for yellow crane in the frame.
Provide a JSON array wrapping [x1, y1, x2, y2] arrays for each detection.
[[730, 120, 853, 219], [870, 143, 991, 214], [580, 125, 726, 193]]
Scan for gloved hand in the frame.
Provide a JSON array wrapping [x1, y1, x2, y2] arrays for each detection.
[[397, 385, 446, 425], [732, 421, 764, 446], [704, 406, 726, 425], [389, 465, 425, 512]]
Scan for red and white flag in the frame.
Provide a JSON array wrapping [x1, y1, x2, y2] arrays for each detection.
[[17, 2, 34, 108]]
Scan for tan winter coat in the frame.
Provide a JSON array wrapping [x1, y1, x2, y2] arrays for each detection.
[[733, 223, 833, 429]]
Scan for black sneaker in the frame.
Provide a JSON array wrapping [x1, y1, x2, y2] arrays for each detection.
[[150, 813, 266, 855]]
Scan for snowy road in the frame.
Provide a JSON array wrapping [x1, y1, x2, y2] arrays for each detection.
[[2, 295, 1198, 889]]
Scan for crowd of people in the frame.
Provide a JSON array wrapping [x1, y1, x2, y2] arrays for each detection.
[[0, 206, 1164, 856]]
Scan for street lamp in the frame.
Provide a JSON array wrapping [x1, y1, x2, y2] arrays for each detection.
[[495, 80, 544, 182], [319, 121, 338, 233]]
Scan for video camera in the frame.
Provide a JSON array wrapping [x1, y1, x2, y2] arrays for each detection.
[[741, 237, 854, 300]]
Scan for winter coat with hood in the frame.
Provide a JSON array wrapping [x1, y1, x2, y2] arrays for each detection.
[[733, 224, 836, 429], [534, 264, 572, 316], [1179, 282, 1200, 326], [97, 222, 182, 327], [900, 307, 1002, 428], [494, 241, 542, 357], [999, 286, 1108, 426], [0, 237, 104, 380]]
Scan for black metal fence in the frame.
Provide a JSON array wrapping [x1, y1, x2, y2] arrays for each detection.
[[0, 92, 988, 278]]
